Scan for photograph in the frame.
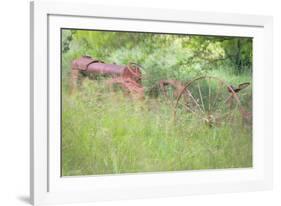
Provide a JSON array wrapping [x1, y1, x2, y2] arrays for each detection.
[[61, 29, 253, 176]]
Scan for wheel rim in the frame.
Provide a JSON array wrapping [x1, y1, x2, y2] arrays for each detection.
[[174, 76, 242, 127]]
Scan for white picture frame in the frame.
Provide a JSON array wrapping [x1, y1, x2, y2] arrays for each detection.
[[30, 0, 273, 205]]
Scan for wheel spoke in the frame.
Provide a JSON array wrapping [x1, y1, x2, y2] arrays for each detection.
[[177, 100, 200, 117], [197, 82, 206, 112], [187, 90, 205, 114]]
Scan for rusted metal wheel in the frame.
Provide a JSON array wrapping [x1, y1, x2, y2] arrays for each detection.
[[174, 76, 244, 127]]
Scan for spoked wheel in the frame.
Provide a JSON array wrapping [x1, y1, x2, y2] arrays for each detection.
[[174, 76, 243, 127]]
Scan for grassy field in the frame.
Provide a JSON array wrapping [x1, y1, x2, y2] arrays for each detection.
[[61, 30, 252, 176], [62, 77, 252, 176]]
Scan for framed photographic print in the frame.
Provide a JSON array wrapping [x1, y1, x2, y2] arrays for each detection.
[[30, 0, 273, 205]]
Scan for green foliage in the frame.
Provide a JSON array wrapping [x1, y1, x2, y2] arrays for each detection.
[[62, 29, 252, 89], [62, 30, 252, 76]]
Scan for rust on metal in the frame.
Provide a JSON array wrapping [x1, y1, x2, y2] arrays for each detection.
[[227, 82, 250, 93], [72, 56, 103, 71], [86, 63, 124, 75], [70, 55, 251, 126], [72, 56, 124, 74], [106, 77, 144, 100], [70, 55, 143, 98]]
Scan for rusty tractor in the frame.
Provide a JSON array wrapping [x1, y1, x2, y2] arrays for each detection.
[[71, 56, 144, 99], [70, 55, 251, 127]]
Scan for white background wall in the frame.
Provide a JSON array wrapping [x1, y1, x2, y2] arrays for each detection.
[[0, 0, 280, 205]]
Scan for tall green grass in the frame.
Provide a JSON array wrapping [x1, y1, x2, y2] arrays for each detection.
[[62, 79, 252, 176]]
